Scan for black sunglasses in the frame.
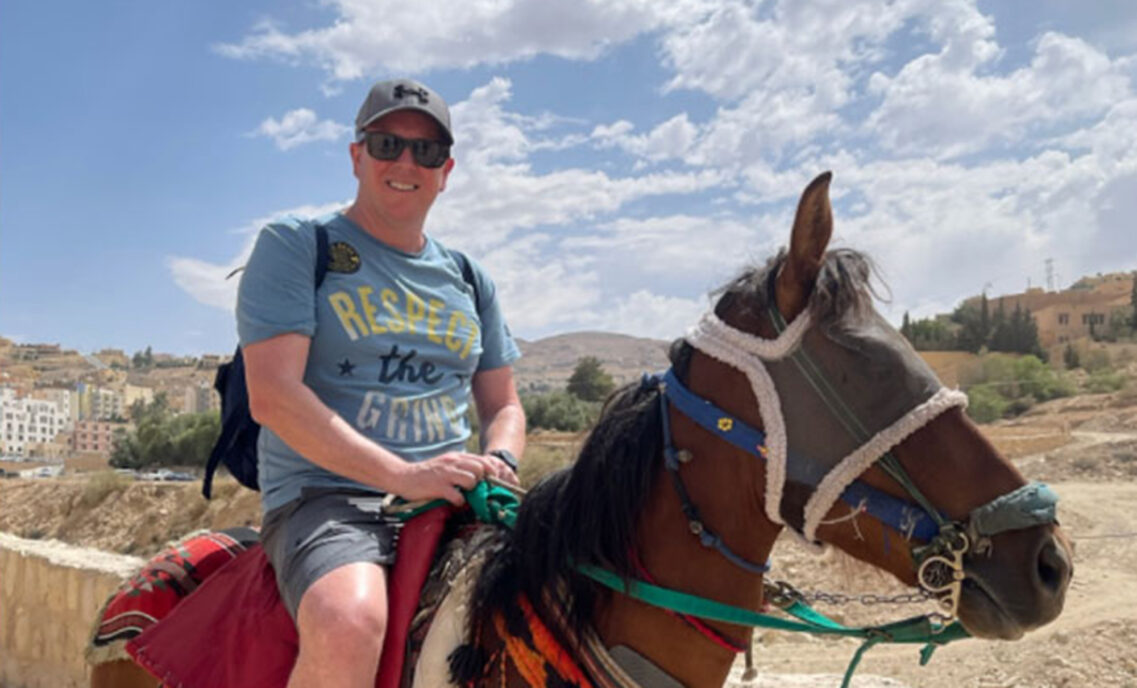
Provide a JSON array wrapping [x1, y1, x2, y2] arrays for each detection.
[[359, 131, 451, 168]]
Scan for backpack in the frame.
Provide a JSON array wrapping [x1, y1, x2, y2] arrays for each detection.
[[202, 223, 484, 499]]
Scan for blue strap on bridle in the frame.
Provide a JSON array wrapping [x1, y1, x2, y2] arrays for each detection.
[[655, 373, 772, 575], [654, 369, 938, 542]]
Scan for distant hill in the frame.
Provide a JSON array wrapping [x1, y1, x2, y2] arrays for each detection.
[[514, 331, 672, 393]]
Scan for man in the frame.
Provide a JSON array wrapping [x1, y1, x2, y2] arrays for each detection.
[[237, 78, 525, 688]]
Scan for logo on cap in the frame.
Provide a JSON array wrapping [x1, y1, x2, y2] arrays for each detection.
[[393, 84, 429, 104]]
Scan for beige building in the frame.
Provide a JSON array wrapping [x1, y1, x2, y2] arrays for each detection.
[[973, 272, 1134, 347], [76, 384, 125, 421], [184, 382, 220, 415], [123, 384, 156, 413], [28, 431, 71, 460], [94, 348, 130, 369]]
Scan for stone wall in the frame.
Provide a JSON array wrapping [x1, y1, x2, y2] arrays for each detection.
[[0, 533, 141, 688]]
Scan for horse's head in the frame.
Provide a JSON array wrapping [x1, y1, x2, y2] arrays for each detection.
[[689, 172, 1072, 641]]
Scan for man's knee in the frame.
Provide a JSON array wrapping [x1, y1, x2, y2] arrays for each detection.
[[296, 564, 388, 651]]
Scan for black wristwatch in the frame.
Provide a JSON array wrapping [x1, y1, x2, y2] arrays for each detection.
[[489, 449, 519, 474]]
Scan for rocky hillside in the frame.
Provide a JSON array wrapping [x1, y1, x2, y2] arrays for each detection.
[[514, 331, 672, 392]]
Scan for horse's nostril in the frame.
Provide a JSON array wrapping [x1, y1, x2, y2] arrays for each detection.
[[1037, 538, 1071, 594]]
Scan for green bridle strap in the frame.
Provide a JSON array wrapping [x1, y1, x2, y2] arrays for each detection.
[[390, 482, 971, 687], [577, 564, 968, 688]]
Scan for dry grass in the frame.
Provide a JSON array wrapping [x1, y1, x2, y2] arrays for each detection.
[[519, 437, 581, 488], [79, 471, 133, 508]]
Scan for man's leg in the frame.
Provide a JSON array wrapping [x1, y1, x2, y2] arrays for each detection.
[[289, 562, 389, 688]]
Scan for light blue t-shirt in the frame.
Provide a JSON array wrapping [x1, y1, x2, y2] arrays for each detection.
[[237, 213, 521, 511]]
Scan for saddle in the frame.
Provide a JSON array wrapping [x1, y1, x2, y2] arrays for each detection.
[[117, 506, 461, 688]]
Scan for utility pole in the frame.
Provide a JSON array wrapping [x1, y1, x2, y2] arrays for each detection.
[[1045, 258, 1055, 292]]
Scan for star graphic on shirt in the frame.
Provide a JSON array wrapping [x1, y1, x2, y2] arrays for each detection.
[[337, 358, 355, 376]]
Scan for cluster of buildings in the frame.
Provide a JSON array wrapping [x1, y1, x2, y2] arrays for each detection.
[[963, 271, 1135, 348], [0, 341, 226, 463]]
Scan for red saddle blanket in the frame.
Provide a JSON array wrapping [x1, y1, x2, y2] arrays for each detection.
[[89, 528, 257, 660], [124, 506, 453, 688]]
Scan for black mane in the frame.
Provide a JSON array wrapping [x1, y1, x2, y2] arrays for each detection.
[[466, 249, 881, 655]]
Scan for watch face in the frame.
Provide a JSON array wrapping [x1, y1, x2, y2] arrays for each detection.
[[490, 449, 518, 472]]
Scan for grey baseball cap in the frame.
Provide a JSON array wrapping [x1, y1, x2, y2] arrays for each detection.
[[355, 78, 453, 145]]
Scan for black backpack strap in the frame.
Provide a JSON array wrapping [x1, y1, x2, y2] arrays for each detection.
[[314, 223, 330, 289], [446, 248, 483, 314], [203, 221, 331, 500], [202, 348, 244, 499]]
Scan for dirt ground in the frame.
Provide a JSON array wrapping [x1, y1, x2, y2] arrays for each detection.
[[2, 394, 1136, 687]]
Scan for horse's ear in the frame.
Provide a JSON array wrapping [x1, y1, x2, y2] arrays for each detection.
[[776, 171, 833, 320]]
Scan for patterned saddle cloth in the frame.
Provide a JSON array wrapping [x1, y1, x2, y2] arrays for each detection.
[[86, 527, 258, 665]]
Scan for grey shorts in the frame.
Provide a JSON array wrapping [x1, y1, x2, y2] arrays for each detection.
[[261, 487, 400, 620]]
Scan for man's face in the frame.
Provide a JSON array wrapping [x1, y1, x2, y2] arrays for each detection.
[[350, 109, 455, 229]]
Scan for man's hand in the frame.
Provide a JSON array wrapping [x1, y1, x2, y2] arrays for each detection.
[[390, 452, 507, 506], [485, 450, 521, 488]]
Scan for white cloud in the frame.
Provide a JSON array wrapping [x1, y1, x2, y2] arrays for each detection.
[[430, 78, 727, 252], [467, 234, 604, 334], [564, 214, 773, 278], [591, 114, 699, 162], [215, 0, 667, 81], [167, 201, 348, 311], [867, 32, 1132, 158], [584, 290, 708, 341], [251, 108, 351, 150]]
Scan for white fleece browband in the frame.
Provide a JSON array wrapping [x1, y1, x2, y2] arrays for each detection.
[[684, 308, 968, 541]]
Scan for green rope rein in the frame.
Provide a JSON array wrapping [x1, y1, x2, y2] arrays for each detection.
[[392, 481, 968, 687]]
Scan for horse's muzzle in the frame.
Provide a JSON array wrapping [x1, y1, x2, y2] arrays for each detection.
[[957, 526, 1073, 639]]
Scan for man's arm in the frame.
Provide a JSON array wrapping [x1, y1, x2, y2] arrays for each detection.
[[243, 332, 499, 505], [472, 365, 526, 479]]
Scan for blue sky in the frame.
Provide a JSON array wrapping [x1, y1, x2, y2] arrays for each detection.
[[3, 0, 1136, 356]]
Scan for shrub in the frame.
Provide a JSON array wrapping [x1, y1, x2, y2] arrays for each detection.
[[1012, 355, 1075, 401], [522, 391, 600, 432], [1083, 349, 1112, 373], [966, 384, 1009, 423], [81, 471, 132, 507], [1086, 370, 1126, 394]]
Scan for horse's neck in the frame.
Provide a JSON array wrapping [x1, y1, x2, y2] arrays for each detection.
[[594, 448, 780, 688]]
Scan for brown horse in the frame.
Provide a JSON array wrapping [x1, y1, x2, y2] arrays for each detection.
[[91, 172, 1072, 687]]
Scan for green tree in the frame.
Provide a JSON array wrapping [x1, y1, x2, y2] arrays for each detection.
[[566, 356, 615, 402], [110, 394, 220, 469], [1062, 344, 1080, 370], [979, 293, 990, 344], [951, 302, 987, 353], [1130, 273, 1137, 330], [132, 345, 154, 370], [903, 316, 956, 351]]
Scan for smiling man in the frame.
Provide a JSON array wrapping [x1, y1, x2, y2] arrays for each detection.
[[236, 78, 525, 688]]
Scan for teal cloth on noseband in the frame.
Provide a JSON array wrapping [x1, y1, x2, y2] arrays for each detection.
[[969, 482, 1058, 537]]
